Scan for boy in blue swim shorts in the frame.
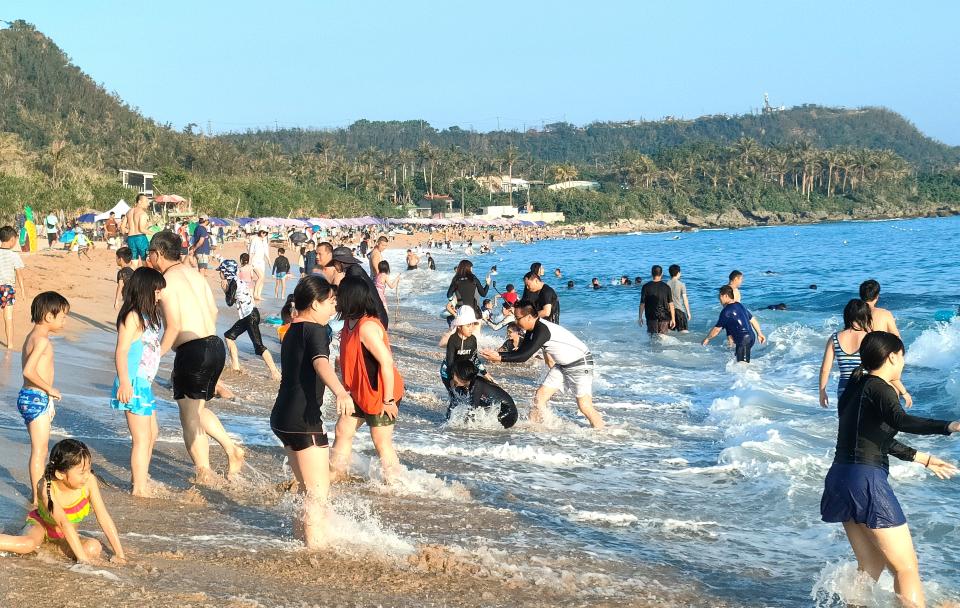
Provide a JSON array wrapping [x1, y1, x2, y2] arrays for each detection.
[[19, 291, 70, 505]]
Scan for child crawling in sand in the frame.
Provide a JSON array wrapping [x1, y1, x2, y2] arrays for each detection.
[[0, 439, 126, 564]]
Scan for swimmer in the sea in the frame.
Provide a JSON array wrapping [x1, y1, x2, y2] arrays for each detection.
[[591, 278, 602, 290]]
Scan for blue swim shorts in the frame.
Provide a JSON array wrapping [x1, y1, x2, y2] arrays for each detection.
[[275, 272, 287, 279], [127, 234, 149, 261], [17, 388, 52, 426]]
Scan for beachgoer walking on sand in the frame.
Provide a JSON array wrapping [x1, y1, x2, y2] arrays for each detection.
[[0, 439, 126, 564], [248, 230, 271, 301], [125, 194, 151, 268], [0, 225, 27, 349], [638, 265, 675, 335], [330, 277, 403, 481], [481, 303, 604, 429], [668, 264, 692, 332], [19, 291, 69, 505], [218, 255, 281, 381], [111, 268, 165, 496], [702, 285, 766, 363], [189, 217, 212, 271], [272, 247, 291, 298], [820, 331, 959, 608], [150, 231, 244, 482], [271, 277, 353, 547]]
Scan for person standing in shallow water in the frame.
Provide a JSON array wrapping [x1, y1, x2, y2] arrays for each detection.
[[667, 264, 691, 333], [270, 277, 352, 548], [820, 331, 960, 608], [638, 265, 674, 335], [150, 231, 245, 483]]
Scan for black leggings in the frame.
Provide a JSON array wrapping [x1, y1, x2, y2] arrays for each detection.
[[224, 308, 267, 356]]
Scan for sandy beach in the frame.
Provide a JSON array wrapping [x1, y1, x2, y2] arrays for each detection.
[[0, 238, 732, 607]]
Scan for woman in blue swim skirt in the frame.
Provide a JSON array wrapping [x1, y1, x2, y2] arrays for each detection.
[[820, 331, 960, 607]]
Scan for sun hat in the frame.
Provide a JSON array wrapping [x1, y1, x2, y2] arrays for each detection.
[[325, 246, 363, 266], [453, 306, 480, 326]]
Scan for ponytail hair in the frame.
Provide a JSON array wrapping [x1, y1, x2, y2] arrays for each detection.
[[849, 331, 904, 383]]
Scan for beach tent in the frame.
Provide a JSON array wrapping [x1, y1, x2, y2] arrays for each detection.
[[95, 199, 130, 221], [77, 213, 97, 223], [208, 217, 229, 227]]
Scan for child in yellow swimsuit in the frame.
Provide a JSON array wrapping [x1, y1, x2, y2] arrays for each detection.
[[0, 439, 126, 564]]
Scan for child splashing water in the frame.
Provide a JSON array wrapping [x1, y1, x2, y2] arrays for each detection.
[[0, 439, 126, 564], [111, 268, 165, 497]]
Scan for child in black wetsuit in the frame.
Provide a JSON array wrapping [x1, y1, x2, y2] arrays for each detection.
[[447, 360, 518, 428], [439, 306, 488, 393]]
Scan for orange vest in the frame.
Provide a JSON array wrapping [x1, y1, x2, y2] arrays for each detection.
[[340, 316, 403, 415]]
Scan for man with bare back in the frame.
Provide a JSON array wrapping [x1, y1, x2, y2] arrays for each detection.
[[125, 194, 151, 268], [149, 230, 244, 481]]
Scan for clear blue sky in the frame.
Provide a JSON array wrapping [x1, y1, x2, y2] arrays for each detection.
[[5, 0, 959, 144]]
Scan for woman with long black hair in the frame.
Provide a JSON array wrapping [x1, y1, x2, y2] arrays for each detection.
[[445, 259, 490, 316], [820, 331, 959, 607]]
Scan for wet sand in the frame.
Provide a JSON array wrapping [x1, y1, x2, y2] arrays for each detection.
[[0, 240, 734, 607]]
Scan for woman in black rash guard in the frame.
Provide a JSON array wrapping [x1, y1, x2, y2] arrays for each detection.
[[820, 331, 959, 607], [446, 259, 490, 316], [270, 276, 354, 548]]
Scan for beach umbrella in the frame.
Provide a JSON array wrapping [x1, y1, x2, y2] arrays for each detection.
[[154, 194, 186, 204], [208, 217, 229, 227], [76, 213, 97, 223], [236, 217, 255, 226]]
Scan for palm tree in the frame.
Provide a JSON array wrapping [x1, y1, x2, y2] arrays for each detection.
[[501, 145, 521, 207], [416, 141, 438, 196]]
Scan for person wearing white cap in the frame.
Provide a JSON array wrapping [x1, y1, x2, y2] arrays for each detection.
[[439, 306, 489, 394]]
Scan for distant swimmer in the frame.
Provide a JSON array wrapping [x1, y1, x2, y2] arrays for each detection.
[[446, 360, 518, 428], [566, 280, 575, 289], [481, 303, 604, 429], [766, 303, 788, 311], [554, 268, 562, 279], [591, 278, 602, 290], [620, 275, 632, 285], [702, 285, 766, 363], [809, 284, 818, 290]]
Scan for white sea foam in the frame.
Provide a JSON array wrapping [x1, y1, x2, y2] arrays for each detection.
[[399, 441, 585, 467], [366, 463, 472, 502], [906, 317, 960, 371], [561, 505, 638, 527]]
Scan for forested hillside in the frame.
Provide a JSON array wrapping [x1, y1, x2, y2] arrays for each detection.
[[1, 20, 958, 224]]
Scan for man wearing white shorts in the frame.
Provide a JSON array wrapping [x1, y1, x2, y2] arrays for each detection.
[[481, 302, 604, 429]]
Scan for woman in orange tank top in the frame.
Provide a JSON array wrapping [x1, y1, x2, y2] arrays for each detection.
[[331, 277, 403, 481]]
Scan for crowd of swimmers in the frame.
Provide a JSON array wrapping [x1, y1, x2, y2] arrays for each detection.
[[1, 222, 959, 608]]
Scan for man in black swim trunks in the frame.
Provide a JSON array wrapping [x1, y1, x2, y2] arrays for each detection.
[[150, 230, 245, 482]]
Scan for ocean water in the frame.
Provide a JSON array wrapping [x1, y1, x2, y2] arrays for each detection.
[[392, 216, 960, 606], [1, 216, 958, 606]]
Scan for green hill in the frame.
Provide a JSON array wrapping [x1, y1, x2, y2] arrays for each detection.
[[0, 19, 958, 224]]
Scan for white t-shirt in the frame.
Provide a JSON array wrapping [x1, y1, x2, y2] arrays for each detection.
[[0, 248, 25, 285]]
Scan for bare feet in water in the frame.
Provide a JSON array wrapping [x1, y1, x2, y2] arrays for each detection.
[[227, 446, 246, 478]]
